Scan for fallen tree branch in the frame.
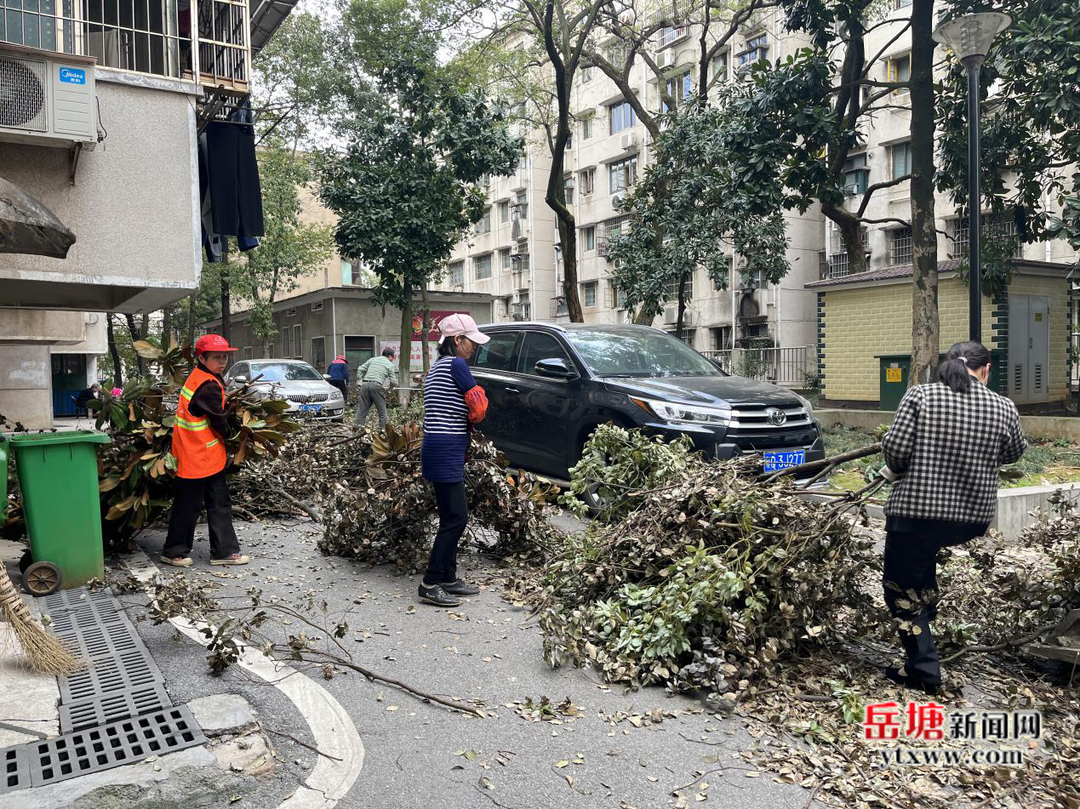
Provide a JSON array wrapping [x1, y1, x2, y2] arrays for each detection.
[[269, 487, 323, 522], [262, 726, 343, 761], [314, 655, 484, 717], [940, 622, 1059, 664]]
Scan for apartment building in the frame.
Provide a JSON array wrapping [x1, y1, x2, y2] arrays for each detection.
[[435, 9, 823, 371], [1, 0, 296, 427]]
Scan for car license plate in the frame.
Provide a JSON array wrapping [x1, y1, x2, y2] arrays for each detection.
[[298, 404, 323, 413], [763, 450, 805, 472]]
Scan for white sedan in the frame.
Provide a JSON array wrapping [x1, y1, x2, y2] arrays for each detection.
[[225, 359, 345, 422]]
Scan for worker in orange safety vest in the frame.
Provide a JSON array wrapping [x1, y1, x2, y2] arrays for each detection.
[[161, 334, 251, 567]]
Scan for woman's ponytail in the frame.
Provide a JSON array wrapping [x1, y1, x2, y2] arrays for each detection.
[[939, 341, 991, 393]]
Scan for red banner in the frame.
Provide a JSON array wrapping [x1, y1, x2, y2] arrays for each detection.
[[411, 310, 470, 340]]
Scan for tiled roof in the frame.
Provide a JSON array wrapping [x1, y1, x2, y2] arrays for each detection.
[[807, 257, 1073, 289]]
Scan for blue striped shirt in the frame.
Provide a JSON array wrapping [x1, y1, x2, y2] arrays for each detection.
[[421, 356, 477, 482]]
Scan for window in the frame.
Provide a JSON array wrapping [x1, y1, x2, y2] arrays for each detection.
[[605, 282, 627, 309], [554, 297, 569, 317], [311, 337, 326, 370], [606, 43, 627, 70], [583, 281, 598, 307], [584, 226, 596, 252], [565, 328, 719, 377], [609, 101, 637, 134], [293, 324, 302, 358], [500, 248, 512, 270], [499, 200, 510, 222], [663, 274, 694, 301], [887, 54, 911, 91], [449, 261, 464, 286], [668, 328, 696, 347], [894, 0, 912, 6], [741, 268, 766, 289], [476, 207, 492, 234], [711, 326, 732, 351], [609, 155, 638, 194], [889, 227, 913, 265], [475, 253, 493, 280], [581, 66, 594, 83], [950, 216, 1023, 259], [564, 175, 575, 204], [891, 141, 913, 179], [513, 191, 528, 221], [712, 51, 729, 82], [281, 327, 291, 359], [518, 332, 572, 375], [580, 168, 595, 196], [581, 116, 593, 141], [250, 362, 325, 382], [663, 73, 693, 113], [473, 332, 519, 370], [737, 35, 769, 70], [842, 153, 869, 195], [341, 259, 354, 285]]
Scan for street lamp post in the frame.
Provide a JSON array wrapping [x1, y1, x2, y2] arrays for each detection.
[[932, 12, 1011, 343]]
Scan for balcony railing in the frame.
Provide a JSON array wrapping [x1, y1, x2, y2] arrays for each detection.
[[701, 346, 811, 388]]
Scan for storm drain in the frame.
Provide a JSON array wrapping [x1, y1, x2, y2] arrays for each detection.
[[59, 684, 173, 734], [0, 746, 30, 795], [0, 586, 205, 791], [27, 706, 206, 787]]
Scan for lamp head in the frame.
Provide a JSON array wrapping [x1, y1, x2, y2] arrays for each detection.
[[933, 12, 1011, 68]]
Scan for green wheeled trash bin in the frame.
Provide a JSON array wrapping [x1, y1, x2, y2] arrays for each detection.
[[8, 430, 110, 595]]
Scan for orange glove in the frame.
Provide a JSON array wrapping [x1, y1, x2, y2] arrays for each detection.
[[464, 385, 488, 423]]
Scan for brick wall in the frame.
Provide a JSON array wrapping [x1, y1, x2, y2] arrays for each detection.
[[820, 278, 994, 402]]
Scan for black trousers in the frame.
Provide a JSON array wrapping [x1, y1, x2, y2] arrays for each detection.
[[329, 379, 348, 400], [163, 471, 241, 560], [424, 481, 468, 585], [882, 518, 986, 687]]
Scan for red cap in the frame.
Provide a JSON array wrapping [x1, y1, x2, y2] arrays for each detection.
[[195, 334, 238, 355], [335, 355, 346, 361]]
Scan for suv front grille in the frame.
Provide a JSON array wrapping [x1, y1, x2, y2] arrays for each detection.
[[725, 404, 817, 451]]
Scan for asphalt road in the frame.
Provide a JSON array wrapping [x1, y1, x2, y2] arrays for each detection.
[[126, 516, 819, 809]]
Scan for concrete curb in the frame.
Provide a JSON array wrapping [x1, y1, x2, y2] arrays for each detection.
[[125, 551, 365, 809]]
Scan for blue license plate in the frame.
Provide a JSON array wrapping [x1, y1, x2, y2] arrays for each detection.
[[763, 450, 805, 472], [298, 404, 323, 413]]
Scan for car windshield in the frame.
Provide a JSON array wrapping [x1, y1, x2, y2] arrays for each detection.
[[249, 362, 323, 382], [564, 329, 720, 378]]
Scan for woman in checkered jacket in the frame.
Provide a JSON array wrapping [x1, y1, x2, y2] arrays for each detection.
[[879, 341, 1027, 695]]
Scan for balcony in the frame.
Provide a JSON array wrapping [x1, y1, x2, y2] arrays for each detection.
[[701, 346, 811, 388]]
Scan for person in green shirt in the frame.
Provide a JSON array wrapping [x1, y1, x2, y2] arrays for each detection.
[[354, 347, 397, 430]]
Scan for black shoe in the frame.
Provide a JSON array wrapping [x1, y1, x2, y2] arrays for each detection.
[[418, 583, 462, 607], [439, 579, 480, 596], [884, 666, 940, 696]]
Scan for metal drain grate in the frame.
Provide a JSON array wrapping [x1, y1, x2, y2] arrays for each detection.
[[53, 616, 146, 664], [0, 745, 30, 795], [59, 685, 172, 734], [27, 706, 206, 787], [58, 648, 164, 703]]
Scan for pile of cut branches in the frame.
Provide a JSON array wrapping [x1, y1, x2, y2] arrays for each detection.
[[318, 424, 560, 572], [534, 425, 882, 701]]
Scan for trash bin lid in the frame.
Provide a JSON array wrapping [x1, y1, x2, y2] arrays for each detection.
[[6, 430, 111, 446]]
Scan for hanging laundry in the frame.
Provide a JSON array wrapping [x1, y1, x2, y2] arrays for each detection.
[[204, 112, 264, 241]]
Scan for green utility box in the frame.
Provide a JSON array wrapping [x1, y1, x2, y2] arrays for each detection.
[[8, 430, 110, 593], [878, 351, 1004, 411]]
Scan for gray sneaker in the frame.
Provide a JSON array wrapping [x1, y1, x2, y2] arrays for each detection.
[[439, 579, 480, 596], [418, 583, 462, 607]]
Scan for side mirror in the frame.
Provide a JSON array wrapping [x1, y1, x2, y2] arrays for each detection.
[[323, 374, 332, 381], [233, 375, 248, 384], [535, 358, 576, 379]]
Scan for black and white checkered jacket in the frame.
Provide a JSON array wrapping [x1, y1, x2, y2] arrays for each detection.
[[882, 380, 1027, 525]]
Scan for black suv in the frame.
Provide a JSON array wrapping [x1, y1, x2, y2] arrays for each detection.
[[470, 323, 824, 484]]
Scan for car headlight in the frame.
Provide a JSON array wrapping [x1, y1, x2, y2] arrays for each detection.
[[794, 393, 816, 422], [630, 397, 730, 426]]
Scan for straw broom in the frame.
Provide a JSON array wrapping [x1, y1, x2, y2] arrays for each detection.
[[0, 559, 80, 676]]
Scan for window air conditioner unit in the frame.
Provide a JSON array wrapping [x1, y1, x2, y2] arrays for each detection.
[[657, 51, 673, 70], [663, 305, 678, 324], [620, 132, 637, 151], [0, 48, 98, 149], [611, 193, 625, 210]]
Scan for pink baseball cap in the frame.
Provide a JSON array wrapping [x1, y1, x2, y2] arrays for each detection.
[[437, 313, 490, 345]]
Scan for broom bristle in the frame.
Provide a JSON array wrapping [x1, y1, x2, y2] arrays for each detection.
[[0, 561, 82, 676]]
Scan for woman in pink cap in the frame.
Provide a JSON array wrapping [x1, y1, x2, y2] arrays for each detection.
[[418, 313, 490, 607]]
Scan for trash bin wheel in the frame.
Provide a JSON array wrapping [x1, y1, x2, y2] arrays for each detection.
[[24, 561, 62, 596]]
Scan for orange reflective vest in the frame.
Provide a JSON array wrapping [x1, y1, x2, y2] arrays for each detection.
[[172, 366, 227, 479]]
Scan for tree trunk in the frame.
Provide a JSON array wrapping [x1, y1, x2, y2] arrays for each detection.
[[908, 0, 939, 387], [823, 205, 869, 277], [675, 271, 689, 341], [125, 313, 146, 376], [161, 305, 172, 349], [421, 283, 431, 378], [186, 294, 196, 349], [398, 280, 412, 405], [540, 3, 583, 322], [107, 314, 123, 388], [220, 258, 232, 344]]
